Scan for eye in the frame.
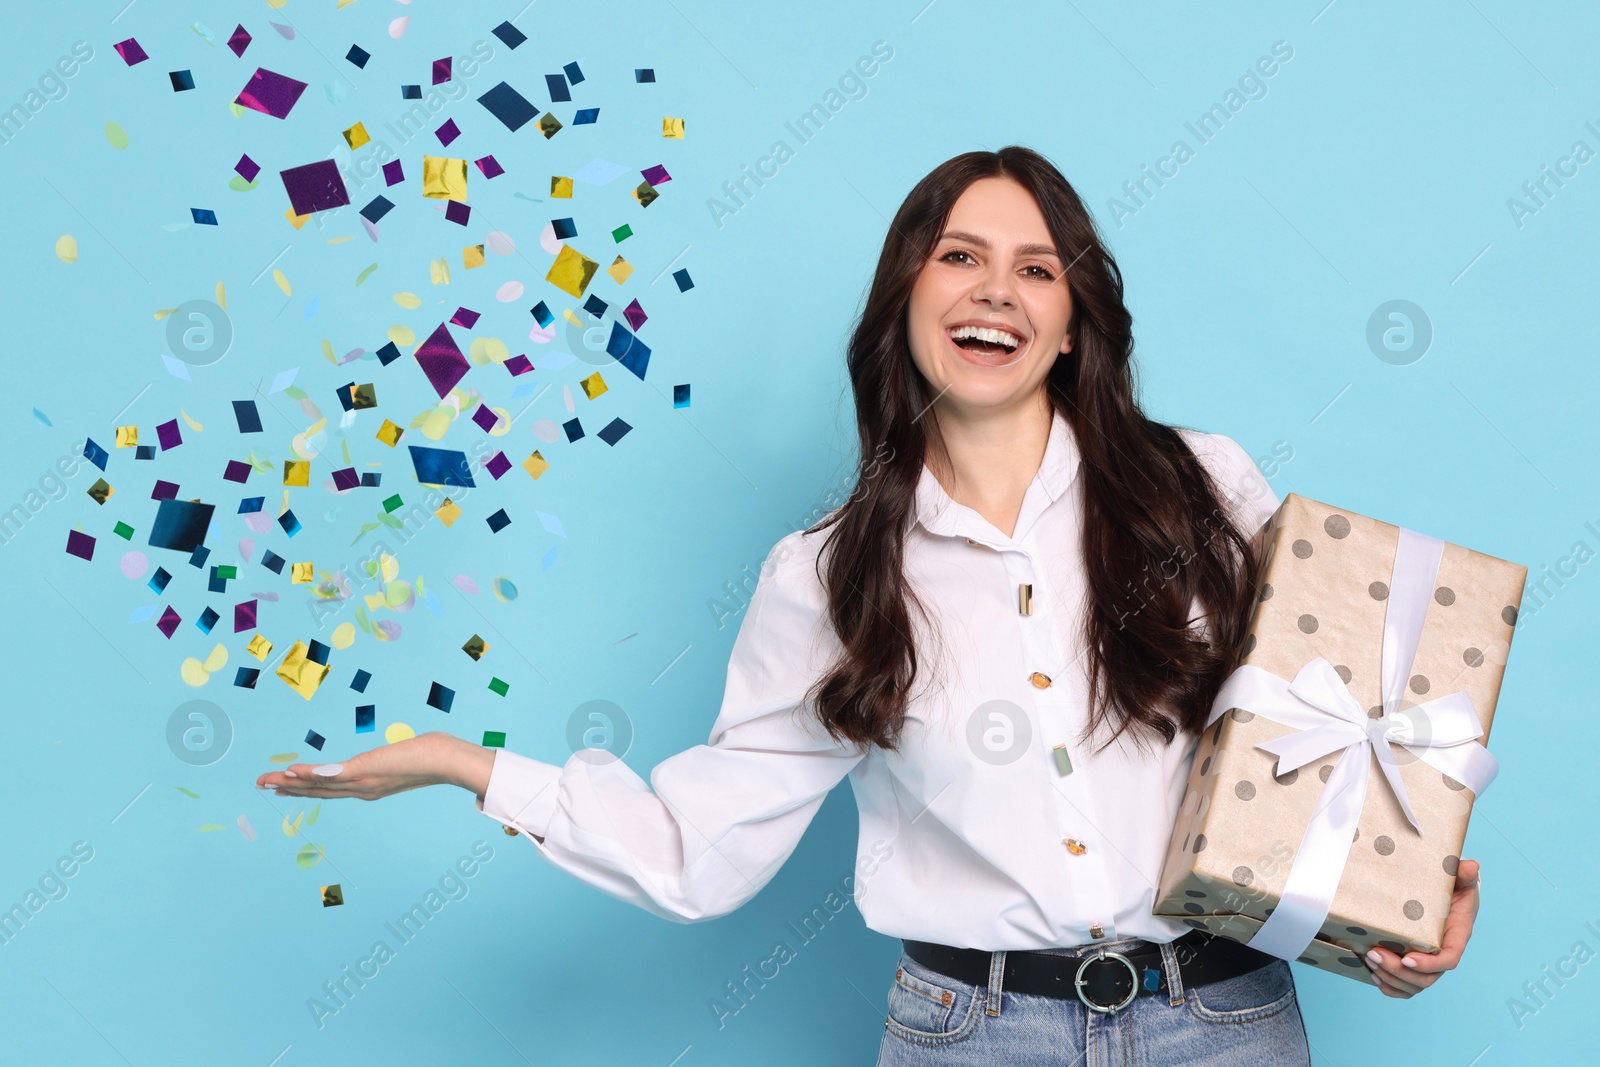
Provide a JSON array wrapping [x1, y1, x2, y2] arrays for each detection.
[[1023, 264, 1055, 280], [938, 249, 974, 265]]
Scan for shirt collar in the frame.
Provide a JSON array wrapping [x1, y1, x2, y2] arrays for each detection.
[[908, 407, 1082, 542]]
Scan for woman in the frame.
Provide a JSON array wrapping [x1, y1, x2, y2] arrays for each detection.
[[258, 146, 1482, 1064]]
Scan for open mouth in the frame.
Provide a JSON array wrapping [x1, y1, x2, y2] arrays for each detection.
[[946, 324, 1024, 359]]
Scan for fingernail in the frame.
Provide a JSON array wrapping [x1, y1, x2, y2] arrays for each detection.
[[284, 770, 298, 778], [1366, 950, 1382, 966], [312, 763, 344, 777], [1401, 957, 1418, 969]]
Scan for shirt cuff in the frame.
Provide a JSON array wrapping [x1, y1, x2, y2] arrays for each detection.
[[474, 749, 563, 840]]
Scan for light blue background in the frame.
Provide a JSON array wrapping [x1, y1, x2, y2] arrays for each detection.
[[1, 1, 1594, 1063]]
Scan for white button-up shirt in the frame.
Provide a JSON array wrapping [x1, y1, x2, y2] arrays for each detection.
[[476, 409, 1281, 949]]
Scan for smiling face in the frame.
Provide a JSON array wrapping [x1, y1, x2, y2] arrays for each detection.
[[906, 176, 1074, 418]]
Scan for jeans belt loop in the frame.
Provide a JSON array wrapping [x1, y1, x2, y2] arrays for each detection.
[[986, 950, 1006, 1017], [1158, 938, 1186, 1006]]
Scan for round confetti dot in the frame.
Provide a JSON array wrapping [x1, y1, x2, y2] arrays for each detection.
[[486, 231, 517, 256], [1434, 586, 1456, 606], [539, 222, 562, 254], [1292, 538, 1313, 558], [469, 336, 509, 366], [1323, 514, 1351, 538], [180, 658, 209, 687], [1192, 834, 1207, 854], [1258, 583, 1273, 602], [385, 580, 413, 609], [493, 576, 518, 602], [388, 16, 409, 38], [1374, 835, 1396, 856], [529, 319, 557, 344], [202, 643, 228, 672], [55, 235, 78, 263], [1463, 647, 1484, 667], [1274, 767, 1299, 786], [1443, 855, 1459, 876], [1235, 780, 1256, 801], [386, 722, 415, 743], [1501, 605, 1518, 626], [1402, 899, 1424, 921], [1369, 580, 1389, 600], [331, 622, 356, 650], [120, 550, 148, 579], [1297, 613, 1318, 633], [1409, 674, 1430, 695], [387, 324, 415, 347], [1232, 866, 1254, 887], [419, 409, 451, 440], [496, 281, 525, 302], [393, 291, 422, 309], [1230, 708, 1255, 723], [452, 574, 480, 595], [105, 121, 129, 150], [531, 418, 561, 442]]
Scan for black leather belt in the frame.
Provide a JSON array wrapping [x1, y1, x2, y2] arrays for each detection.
[[901, 929, 1275, 1014]]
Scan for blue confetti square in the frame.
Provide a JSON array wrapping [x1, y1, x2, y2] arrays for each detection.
[[351, 669, 371, 693], [232, 400, 263, 433], [356, 705, 376, 733], [597, 418, 632, 447], [427, 681, 455, 713], [361, 472, 381, 487], [238, 496, 264, 513], [491, 21, 526, 49], [234, 667, 260, 689], [189, 544, 211, 568], [476, 81, 538, 132], [634, 69, 655, 83], [346, 44, 370, 68], [563, 61, 584, 85], [360, 196, 394, 223], [673, 268, 694, 292], [260, 550, 286, 574], [307, 639, 331, 666], [278, 509, 301, 536], [673, 383, 691, 408], [197, 606, 220, 634], [135, 445, 156, 460], [169, 69, 195, 91], [583, 293, 607, 318], [83, 438, 109, 471], [486, 508, 511, 533], [208, 567, 228, 594], [530, 301, 552, 328], [376, 340, 401, 366], [573, 108, 599, 125], [305, 729, 326, 751], [551, 217, 576, 240], [148, 567, 171, 594], [402, 84, 422, 100], [605, 321, 651, 380], [545, 73, 571, 103], [562, 417, 584, 443], [191, 208, 218, 225]]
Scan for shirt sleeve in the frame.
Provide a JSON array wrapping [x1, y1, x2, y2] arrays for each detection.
[[473, 531, 866, 923], [1184, 429, 1282, 539]]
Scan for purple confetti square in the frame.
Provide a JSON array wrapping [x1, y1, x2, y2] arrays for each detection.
[[228, 24, 252, 58], [65, 529, 95, 561], [157, 419, 182, 450], [623, 298, 648, 332], [157, 606, 182, 638], [223, 459, 252, 483], [383, 159, 404, 186], [474, 155, 505, 179], [445, 199, 471, 226], [235, 153, 260, 182], [235, 67, 308, 119], [435, 118, 461, 146], [505, 354, 532, 376], [485, 452, 512, 480], [234, 600, 258, 633], [451, 306, 480, 329], [433, 57, 452, 84], [151, 479, 179, 500], [114, 38, 148, 66], [332, 467, 360, 491], [415, 323, 470, 398], [641, 164, 672, 186], [471, 403, 499, 433], [280, 159, 351, 215]]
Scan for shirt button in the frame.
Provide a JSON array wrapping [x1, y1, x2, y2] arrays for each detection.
[[1030, 672, 1052, 688], [1090, 923, 1105, 940], [965, 537, 979, 546], [1064, 837, 1087, 855]]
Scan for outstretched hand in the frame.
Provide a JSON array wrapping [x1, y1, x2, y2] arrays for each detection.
[[1362, 858, 1481, 997], [255, 731, 495, 802]]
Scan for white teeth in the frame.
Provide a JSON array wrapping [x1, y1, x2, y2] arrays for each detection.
[[947, 325, 1021, 349]]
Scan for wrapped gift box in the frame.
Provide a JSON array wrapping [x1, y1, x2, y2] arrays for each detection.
[[1154, 492, 1525, 985]]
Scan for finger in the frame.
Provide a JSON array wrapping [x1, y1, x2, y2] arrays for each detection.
[[1369, 968, 1418, 997], [1365, 946, 1428, 993]]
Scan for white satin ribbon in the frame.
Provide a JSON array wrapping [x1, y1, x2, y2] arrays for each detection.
[[1200, 526, 1499, 962]]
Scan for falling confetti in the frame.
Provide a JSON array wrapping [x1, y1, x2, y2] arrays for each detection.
[[54, 236, 77, 263], [105, 121, 129, 149]]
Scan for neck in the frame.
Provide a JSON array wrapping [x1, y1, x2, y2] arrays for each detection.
[[925, 394, 1053, 521]]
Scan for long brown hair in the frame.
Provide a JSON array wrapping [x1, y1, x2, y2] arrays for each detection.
[[802, 145, 1260, 757]]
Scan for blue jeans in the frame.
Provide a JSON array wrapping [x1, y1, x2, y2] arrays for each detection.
[[874, 935, 1312, 1066]]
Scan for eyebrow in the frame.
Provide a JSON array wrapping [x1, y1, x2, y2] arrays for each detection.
[[938, 229, 1061, 260]]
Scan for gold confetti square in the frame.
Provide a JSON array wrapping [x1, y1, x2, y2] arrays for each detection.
[[321, 884, 344, 907], [275, 640, 331, 701], [284, 461, 310, 486], [342, 122, 370, 150], [285, 208, 310, 230], [550, 176, 573, 198], [247, 634, 274, 662], [545, 244, 599, 298], [87, 479, 114, 504], [579, 372, 608, 400], [376, 419, 403, 447], [462, 634, 489, 661], [632, 181, 659, 208], [537, 112, 562, 138], [436, 498, 462, 527], [607, 255, 633, 284], [662, 117, 685, 139], [422, 155, 469, 200], [463, 244, 485, 269], [351, 383, 377, 410], [291, 562, 314, 584], [522, 451, 548, 480], [115, 426, 138, 448]]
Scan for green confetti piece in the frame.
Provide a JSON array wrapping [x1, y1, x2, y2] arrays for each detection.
[[355, 263, 378, 286], [282, 385, 308, 400], [198, 824, 225, 832], [382, 494, 403, 513], [378, 512, 402, 529], [482, 731, 506, 748], [227, 175, 259, 192], [105, 121, 129, 150], [355, 604, 370, 635], [113, 521, 134, 540], [341, 439, 352, 465], [488, 677, 509, 697], [351, 521, 381, 546], [295, 841, 325, 869], [612, 224, 632, 242], [304, 801, 320, 828], [175, 786, 200, 799], [217, 564, 237, 579]]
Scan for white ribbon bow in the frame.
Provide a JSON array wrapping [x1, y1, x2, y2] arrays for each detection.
[[1200, 526, 1500, 962]]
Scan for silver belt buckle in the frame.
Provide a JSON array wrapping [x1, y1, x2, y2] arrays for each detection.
[[1074, 948, 1141, 1014]]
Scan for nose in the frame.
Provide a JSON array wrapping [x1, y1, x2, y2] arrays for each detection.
[[971, 260, 1017, 307]]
